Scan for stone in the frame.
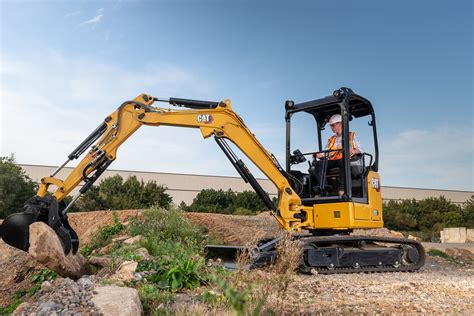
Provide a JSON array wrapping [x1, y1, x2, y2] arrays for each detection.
[[135, 247, 152, 260], [110, 260, 138, 282], [445, 248, 474, 261], [98, 243, 114, 254], [89, 255, 112, 267], [41, 280, 54, 292], [112, 235, 131, 243], [123, 235, 144, 245], [28, 222, 92, 280], [92, 285, 142, 316], [408, 234, 421, 241]]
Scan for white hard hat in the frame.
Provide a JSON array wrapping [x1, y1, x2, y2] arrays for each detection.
[[329, 114, 342, 125]]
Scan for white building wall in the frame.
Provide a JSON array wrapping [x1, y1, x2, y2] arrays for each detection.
[[19, 164, 473, 205]]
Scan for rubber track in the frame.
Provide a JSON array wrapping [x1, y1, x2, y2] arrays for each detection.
[[298, 235, 426, 274]]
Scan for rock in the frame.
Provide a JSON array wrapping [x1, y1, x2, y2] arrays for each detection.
[[41, 280, 54, 292], [445, 248, 474, 261], [92, 285, 142, 316], [89, 255, 112, 267], [37, 301, 64, 313], [110, 260, 138, 282], [98, 243, 114, 254], [135, 247, 152, 260], [28, 222, 91, 280], [112, 235, 131, 243], [408, 234, 421, 241], [123, 235, 144, 245]]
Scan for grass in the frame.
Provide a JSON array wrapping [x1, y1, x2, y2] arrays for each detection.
[[80, 211, 125, 256], [427, 248, 458, 263]]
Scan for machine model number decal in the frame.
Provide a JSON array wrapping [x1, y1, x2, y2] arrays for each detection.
[[197, 114, 213, 124], [371, 177, 380, 192]]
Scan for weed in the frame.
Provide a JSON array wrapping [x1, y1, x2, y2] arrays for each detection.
[[80, 211, 124, 256], [28, 268, 57, 296], [0, 288, 27, 315], [427, 249, 457, 263], [138, 283, 175, 315], [138, 256, 205, 291]]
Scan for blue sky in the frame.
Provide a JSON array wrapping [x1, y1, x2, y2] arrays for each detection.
[[0, 0, 472, 191]]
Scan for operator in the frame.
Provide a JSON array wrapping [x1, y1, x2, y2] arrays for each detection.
[[312, 114, 363, 196]]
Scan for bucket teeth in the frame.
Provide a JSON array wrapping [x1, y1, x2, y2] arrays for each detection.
[[0, 196, 79, 255]]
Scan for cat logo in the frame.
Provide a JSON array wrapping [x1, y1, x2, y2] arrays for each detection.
[[371, 177, 380, 192], [197, 114, 213, 124]]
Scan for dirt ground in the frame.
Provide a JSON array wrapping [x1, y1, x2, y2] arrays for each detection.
[[1, 210, 473, 313]]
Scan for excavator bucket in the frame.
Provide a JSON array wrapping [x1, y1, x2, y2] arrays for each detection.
[[205, 238, 280, 269], [0, 196, 79, 255]]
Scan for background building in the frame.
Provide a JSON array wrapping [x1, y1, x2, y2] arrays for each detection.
[[19, 164, 473, 206]]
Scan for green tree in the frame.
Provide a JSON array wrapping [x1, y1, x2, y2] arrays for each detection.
[[461, 195, 474, 228], [234, 191, 267, 212], [180, 189, 270, 214], [443, 211, 464, 228], [74, 175, 172, 211], [184, 189, 236, 214], [0, 155, 37, 218]]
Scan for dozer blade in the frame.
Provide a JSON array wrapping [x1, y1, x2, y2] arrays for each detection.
[[0, 196, 79, 255], [205, 238, 280, 269]]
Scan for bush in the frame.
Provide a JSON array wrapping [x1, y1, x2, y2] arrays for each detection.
[[383, 196, 473, 240], [181, 189, 269, 215], [0, 155, 37, 218], [72, 175, 172, 211]]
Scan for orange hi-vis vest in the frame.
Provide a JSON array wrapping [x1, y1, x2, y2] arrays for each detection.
[[327, 132, 355, 160]]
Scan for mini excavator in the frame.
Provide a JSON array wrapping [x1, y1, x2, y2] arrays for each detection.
[[1, 87, 425, 273]]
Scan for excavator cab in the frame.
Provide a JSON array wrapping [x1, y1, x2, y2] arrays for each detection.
[[285, 87, 383, 231]]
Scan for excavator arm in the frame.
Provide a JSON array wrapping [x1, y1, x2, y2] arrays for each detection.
[[1, 94, 307, 255]]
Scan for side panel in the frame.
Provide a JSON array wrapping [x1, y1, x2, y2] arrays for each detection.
[[365, 170, 383, 221]]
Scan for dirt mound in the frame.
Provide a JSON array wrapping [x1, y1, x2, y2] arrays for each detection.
[[184, 212, 281, 245]]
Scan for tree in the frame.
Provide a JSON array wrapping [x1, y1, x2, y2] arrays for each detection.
[[0, 155, 37, 218], [73, 175, 172, 211], [461, 195, 474, 228], [180, 189, 270, 214]]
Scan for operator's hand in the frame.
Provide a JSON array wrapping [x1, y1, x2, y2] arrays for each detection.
[[313, 153, 325, 160], [350, 148, 359, 157]]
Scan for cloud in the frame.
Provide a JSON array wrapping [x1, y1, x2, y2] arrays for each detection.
[[0, 53, 230, 177], [79, 8, 104, 26], [64, 10, 81, 18], [380, 126, 473, 190]]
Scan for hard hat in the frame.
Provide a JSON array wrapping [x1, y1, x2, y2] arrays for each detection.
[[329, 114, 342, 125]]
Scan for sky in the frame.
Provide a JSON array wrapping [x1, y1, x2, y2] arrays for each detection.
[[0, 0, 472, 191]]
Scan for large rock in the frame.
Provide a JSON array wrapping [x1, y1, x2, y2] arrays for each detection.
[[92, 285, 142, 316], [28, 222, 91, 280]]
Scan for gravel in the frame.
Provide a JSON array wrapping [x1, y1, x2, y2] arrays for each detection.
[[14, 275, 101, 315]]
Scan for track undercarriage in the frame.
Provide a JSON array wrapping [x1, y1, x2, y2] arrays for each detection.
[[205, 235, 426, 274]]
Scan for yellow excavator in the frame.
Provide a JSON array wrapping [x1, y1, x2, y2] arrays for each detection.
[[1, 87, 425, 273]]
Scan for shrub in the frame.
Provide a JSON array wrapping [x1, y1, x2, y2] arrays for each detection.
[[0, 155, 37, 218], [130, 208, 211, 292], [181, 189, 269, 215], [383, 196, 473, 235], [73, 175, 172, 211]]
